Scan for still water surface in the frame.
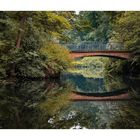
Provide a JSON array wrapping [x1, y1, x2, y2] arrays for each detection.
[[0, 57, 140, 129]]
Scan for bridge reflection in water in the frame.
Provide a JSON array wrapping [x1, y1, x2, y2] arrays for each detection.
[[70, 83, 130, 101], [70, 92, 130, 101], [61, 72, 131, 101]]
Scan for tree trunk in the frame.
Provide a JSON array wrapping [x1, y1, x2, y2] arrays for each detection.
[[10, 14, 27, 78], [16, 15, 26, 48]]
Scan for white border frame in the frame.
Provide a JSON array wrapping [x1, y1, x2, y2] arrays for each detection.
[[0, 0, 140, 11]]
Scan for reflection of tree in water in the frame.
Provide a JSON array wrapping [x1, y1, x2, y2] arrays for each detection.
[[104, 75, 128, 92], [61, 73, 107, 93], [0, 77, 139, 129], [110, 78, 140, 129], [61, 73, 129, 93], [34, 77, 140, 129], [69, 57, 108, 78], [51, 106, 101, 129], [110, 103, 140, 129], [0, 80, 72, 128], [58, 100, 140, 129], [125, 78, 140, 101], [54, 101, 131, 129], [54, 77, 140, 129]]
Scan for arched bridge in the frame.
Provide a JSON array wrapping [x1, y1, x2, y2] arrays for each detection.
[[70, 92, 130, 101], [62, 41, 133, 59]]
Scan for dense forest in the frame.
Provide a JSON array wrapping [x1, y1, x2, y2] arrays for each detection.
[[0, 12, 75, 79], [0, 11, 140, 80]]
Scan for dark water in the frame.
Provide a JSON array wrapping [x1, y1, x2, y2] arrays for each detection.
[[0, 76, 139, 129], [60, 73, 129, 96], [0, 58, 140, 129]]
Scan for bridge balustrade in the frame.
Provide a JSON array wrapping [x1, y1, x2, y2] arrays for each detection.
[[61, 41, 125, 52]]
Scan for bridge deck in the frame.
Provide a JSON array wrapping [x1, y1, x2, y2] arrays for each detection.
[[70, 93, 130, 101]]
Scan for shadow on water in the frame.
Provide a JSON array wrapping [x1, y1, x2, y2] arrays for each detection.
[[0, 80, 73, 128]]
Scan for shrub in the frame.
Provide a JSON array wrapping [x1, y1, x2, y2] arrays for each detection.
[[40, 42, 73, 76]]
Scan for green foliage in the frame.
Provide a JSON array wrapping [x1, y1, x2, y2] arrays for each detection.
[[105, 58, 127, 75], [104, 75, 128, 92], [33, 11, 73, 41], [110, 105, 140, 129], [106, 12, 140, 77], [69, 57, 108, 78], [112, 12, 140, 50], [0, 65, 7, 79], [0, 14, 18, 47], [40, 43, 73, 76], [0, 11, 139, 79], [0, 80, 72, 128], [0, 11, 73, 79], [15, 51, 45, 78], [67, 11, 122, 43]]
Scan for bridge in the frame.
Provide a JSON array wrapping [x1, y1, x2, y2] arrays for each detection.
[[62, 41, 133, 59], [70, 87, 131, 101], [70, 92, 130, 101]]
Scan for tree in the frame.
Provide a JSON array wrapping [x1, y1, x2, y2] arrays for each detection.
[[0, 11, 73, 79], [105, 11, 140, 77], [66, 11, 123, 44], [111, 12, 140, 51]]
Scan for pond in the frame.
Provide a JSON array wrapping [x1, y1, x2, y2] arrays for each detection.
[[0, 57, 140, 129]]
